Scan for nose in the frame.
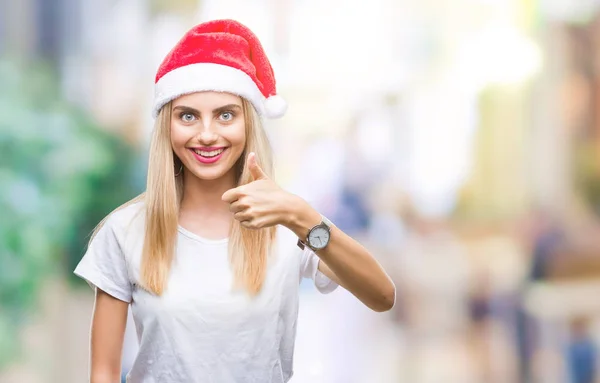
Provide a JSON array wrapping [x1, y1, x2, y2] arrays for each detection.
[[195, 117, 219, 144]]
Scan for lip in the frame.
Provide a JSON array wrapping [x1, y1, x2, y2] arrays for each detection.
[[188, 147, 227, 164], [191, 146, 225, 151]]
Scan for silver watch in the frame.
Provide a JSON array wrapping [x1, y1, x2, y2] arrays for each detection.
[[297, 215, 332, 251]]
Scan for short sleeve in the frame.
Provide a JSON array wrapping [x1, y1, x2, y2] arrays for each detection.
[[74, 216, 133, 303], [299, 247, 338, 294]]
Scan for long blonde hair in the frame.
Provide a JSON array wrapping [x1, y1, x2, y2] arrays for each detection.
[[91, 98, 277, 296]]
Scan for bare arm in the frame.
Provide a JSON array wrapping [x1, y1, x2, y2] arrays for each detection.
[[221, 153, 395, 312], [89, 288, 129, 383], [288, 199, 396, 312]]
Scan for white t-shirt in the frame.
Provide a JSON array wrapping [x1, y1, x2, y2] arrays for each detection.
[[74, 202, 337, 383]]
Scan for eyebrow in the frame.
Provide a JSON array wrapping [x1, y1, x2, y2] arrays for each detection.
[[172, 104, 242, 115]]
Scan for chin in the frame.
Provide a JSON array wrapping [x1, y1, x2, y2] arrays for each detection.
[[189, 170, 224, 181], [187, 166, 234, 182]]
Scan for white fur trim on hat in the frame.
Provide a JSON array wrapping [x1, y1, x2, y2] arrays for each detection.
[[154, 63, 272, 118], [264, 95, 287, 119]]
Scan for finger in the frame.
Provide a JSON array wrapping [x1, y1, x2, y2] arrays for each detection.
[[247, 152, 268, 181], [240, 220, 252, 229], [240, 219, 260, 230], [222, 187, 242, 203], [229, 200, 247, 214], [234, 211, 254, 223]]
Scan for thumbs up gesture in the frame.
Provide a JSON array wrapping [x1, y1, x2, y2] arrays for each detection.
[[246, 151, 269, 181], [222, 152, 297, 229]]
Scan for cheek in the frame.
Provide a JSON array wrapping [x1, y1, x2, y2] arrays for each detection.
[[233, 130, 246, 148], [170, 124, 187, 149], [227, 123, 247, 150]]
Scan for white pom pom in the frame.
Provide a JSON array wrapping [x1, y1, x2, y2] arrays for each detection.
[[264, 95, 287, 118]]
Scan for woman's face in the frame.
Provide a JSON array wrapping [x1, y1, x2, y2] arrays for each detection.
[[170, 92, 246, 182]]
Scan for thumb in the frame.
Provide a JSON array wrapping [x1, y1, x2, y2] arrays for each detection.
[[247, 152, 268, 180]]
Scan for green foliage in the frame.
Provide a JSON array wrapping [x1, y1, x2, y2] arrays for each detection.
[[0, 59, 141, 368]]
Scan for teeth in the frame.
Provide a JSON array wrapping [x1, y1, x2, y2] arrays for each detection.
[[194, 148, 224, 157]]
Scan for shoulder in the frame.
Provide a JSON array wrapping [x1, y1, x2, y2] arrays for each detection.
[[108, 200, 145, 224], [92, 201, 146, 271], [101, 200, 146, 244], [106, 201, 145, 229]]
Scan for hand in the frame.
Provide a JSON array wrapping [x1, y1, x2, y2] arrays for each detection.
[[221, 152, 297, 230]]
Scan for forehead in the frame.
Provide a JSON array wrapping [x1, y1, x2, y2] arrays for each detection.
[[172, 91, 243, 109]]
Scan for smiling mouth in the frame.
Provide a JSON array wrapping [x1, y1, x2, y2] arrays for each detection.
[[192, 148, 225, 158], [188, 147, 228, 164]]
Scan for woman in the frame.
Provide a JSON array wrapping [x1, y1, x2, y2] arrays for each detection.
[[75, 19, 395, 383]]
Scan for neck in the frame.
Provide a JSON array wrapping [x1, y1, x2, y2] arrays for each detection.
[[179, 169, 237, 216]]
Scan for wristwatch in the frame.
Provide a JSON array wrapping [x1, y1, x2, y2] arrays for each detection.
[[297, 215, 333, 251]]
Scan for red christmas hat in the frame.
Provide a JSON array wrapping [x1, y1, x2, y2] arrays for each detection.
[[153, 19, 287, 119]]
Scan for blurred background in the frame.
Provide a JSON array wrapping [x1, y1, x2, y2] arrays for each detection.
[[2, 0, 600, 382]]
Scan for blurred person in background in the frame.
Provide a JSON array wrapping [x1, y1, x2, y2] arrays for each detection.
[[73, 19, 395, 383], [515, 209, 565, 382], [567, 317, 597, 383], [466, 270, 495, 382]]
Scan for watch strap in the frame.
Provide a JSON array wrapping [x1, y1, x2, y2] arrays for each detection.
[[296, 215, 332, 251]]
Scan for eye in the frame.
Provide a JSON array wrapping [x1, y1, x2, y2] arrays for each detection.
[[219, 111, 234, 121], [180, 112, 196, 122]]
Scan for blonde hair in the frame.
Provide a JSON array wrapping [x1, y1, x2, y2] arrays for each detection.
[[91, 98, 277, 296]]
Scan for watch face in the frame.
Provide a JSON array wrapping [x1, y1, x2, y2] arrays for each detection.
[[308, 226, 330, 249]]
